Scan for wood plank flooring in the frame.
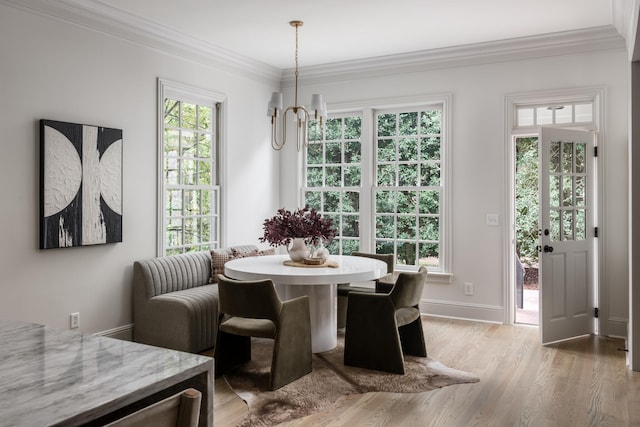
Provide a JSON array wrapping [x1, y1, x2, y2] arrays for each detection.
[[213, 316, 640, 426]]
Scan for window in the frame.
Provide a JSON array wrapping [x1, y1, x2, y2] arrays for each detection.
[[516, 101, 593, 128], [374, 108, 442, 269], [158, 80, 223, 255], [304, 98, 449, 272], [306, 114, 363, 255]]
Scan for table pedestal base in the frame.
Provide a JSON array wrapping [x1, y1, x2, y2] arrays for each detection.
[[276, 283, 337, 353]]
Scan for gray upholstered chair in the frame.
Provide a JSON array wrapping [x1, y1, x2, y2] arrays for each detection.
[[214, 275, 312, 390], [337, 252, 396, 329], [344, 266, 428, 374], [105, 388, 201, 427]]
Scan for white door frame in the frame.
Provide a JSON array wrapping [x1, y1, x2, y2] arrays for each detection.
[[503, 87, 605, 333]]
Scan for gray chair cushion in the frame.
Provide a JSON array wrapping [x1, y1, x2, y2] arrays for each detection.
[[219, 317, 276, 338]]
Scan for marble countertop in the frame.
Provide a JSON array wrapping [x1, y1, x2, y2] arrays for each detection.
[[0, 319, 213, 426]]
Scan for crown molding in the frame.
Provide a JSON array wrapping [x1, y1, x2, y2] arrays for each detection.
[[612, 0, 639, 59], [0, 0, 282, 84], [283, 26, 627, 87], [1, 0, 627, 87]]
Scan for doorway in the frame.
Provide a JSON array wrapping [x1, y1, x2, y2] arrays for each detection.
[[511, 128, 597, 338], [510, 126, 597, 342], [507, 90, 603, 340], [514, 136, 539, 325]]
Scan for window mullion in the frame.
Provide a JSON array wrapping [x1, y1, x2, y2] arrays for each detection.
[[360, 108, 374, 251]]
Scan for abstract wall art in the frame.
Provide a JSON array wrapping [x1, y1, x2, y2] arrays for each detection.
[[40, 119, 123, 249]]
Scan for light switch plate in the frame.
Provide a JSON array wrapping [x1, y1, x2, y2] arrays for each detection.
[[486, 214, 499, 226]]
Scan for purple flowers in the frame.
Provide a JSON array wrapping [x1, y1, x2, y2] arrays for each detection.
[[260, 206, 336, 248]]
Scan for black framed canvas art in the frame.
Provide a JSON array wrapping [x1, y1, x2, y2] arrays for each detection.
[[40, 119, 123, 249]]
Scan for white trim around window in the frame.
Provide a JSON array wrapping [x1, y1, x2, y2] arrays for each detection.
[[306, 93, 452, 283], [157, 78, 227, 256]]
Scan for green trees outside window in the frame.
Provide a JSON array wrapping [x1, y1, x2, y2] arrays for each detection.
[[375, 109, 442, 268], [305, 115, 362, 256], [162, 96, 219, 255], [515, 137, 539, 266]]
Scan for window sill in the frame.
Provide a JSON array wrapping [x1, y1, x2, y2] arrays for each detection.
[[394, 268, 452, 285], [426, 271, 453, 285]]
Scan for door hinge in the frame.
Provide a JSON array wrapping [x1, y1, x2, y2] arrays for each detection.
[[594, 227, 598, 238], [594, 146, 598, 157], [595, 307, 599, 318]]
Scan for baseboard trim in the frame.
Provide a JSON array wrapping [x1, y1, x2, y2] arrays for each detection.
[[420, 299, 504, 324], [95, 323, 133, 341], [606, 317, 628, 339], [92, 312, 622, 342]]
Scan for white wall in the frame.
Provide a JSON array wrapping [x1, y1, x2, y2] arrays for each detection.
[[0, 4, 280, 334], [0, 3, 631, 338], [290, 49, 630, 331]]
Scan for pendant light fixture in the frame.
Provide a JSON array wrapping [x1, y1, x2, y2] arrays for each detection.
[[268, 20, 326, 151]]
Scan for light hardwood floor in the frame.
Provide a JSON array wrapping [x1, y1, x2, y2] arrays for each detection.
[[213, 317, 640, 426]]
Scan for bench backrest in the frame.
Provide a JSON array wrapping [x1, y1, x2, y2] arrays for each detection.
[[134, 251, 212, 298]]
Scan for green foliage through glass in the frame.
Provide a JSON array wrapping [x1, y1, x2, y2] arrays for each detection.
[[515, 137, 539, 265], [162, 96, 219, 254]]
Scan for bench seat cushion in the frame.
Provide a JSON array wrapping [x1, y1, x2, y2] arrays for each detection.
[[144, 285, 220, 352]]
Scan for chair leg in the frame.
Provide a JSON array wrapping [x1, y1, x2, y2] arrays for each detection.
[[214, 332, 251, 377], [345, 326, 405, 374], [344, 296, 405, 374], [270, 333, 312, 390], [398, 317, 427, 357], [269, 298, 312, 390]]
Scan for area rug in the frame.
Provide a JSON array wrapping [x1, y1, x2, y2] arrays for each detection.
[[218, 328, 479, 426]]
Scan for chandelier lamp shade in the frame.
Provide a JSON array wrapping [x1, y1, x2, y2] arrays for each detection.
[[268, 20, 327, 151]]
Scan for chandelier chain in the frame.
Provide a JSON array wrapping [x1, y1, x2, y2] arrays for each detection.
[[294, 22, 299, 111]]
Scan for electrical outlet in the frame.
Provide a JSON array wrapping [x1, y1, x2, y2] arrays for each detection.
[[70, 312, 80, 329], [464, 283, 474, 296], [486, 214, 499, 226]]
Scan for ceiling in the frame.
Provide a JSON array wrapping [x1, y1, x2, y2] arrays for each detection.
[[101, 0, 615, 70]]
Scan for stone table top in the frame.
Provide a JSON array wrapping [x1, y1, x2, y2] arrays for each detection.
[[0, 319, 213, 426]]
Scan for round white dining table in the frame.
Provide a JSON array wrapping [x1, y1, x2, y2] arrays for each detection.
[[224, 254, 388, 352]]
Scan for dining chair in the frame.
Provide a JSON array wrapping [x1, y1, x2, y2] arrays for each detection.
[[337, 252, 396, 329], [344, 266, 428, 374], [105, 388, 201, 427], [214, 275, 312, 390]]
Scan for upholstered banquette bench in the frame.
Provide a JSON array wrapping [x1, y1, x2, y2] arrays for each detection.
[[133, 244, 271, 353]]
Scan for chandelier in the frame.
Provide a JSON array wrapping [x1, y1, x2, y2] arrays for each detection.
[[268, 21, 326, 151]]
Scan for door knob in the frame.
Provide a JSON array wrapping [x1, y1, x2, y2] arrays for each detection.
[[543, 245, 554, 253]]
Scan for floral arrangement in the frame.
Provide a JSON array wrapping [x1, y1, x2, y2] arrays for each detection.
[[260, 206, 336, 248]]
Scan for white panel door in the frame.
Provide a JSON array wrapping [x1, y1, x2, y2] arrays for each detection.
[[540, 127, 596, 344]]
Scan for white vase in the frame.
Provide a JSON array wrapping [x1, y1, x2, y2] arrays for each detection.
[[288, 238, 310, 262]]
